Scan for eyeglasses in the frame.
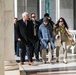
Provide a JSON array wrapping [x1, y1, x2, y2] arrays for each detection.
[[31, 16, 36, 18]]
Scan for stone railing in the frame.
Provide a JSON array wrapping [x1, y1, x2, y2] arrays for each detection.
[[68, 30, 76, 54], [69, 30, 76, 41]]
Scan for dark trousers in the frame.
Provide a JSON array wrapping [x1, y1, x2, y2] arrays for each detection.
[[15, 41, 17, 55], [16, 41, 21, 56], [26, 46, 33, 62], [20, 42, 26, 62], [34, 41, 40, 59], [20, 42, 33, 62]]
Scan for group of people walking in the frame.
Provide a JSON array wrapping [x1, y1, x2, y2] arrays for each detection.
[[14, 12, 74, 65]]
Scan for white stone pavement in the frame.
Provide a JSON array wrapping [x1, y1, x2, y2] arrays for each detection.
[[5, 52, 76, 75]]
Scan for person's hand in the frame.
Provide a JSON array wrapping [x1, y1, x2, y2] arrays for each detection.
[[55, 35, 60, 39], [48, 17, 51, 20], [18, 38, 21, 41], [57, 36, 60, 39], [53, 25, 57, 29]]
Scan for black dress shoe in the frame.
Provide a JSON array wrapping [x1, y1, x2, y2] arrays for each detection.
[[17, 55, 20, 57], [36, 59, 39, 61]]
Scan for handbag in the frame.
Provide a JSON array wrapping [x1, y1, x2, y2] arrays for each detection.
[[55, 35, 61, 47]]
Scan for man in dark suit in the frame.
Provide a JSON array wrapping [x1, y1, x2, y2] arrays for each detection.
[[31, 13, 40, 61], [16, 12, 34, 65], [14, 18, 19, 56]]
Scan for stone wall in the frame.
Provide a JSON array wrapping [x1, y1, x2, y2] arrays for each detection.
[[50, 0, 56, 23], [17, 0, 39, 20], [41, 0, 46, 18], [74, 0, 76, 30], [17, 0, 26, 19], [60, 0, 74, 29]]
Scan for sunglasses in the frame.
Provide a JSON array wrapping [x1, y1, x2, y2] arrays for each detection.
[[59, 21, 63, 22], [31, 16, 36, 18]]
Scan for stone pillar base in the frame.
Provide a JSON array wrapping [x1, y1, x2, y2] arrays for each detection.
[[4, 61, 19, 71], [5, 70, 20, 75], [20, 71, 27, 75]]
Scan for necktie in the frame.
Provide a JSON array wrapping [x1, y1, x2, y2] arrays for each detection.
[[33, 21, 36, 36], [24, 21, 27, 26]]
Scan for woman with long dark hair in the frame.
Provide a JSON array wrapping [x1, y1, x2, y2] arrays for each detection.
[[55, 17, 73, 64], [56, 17, 68, 29]]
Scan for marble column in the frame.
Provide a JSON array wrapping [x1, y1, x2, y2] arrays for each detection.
[[4, 0, 19, 71], [0, 0, 4, 75]]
